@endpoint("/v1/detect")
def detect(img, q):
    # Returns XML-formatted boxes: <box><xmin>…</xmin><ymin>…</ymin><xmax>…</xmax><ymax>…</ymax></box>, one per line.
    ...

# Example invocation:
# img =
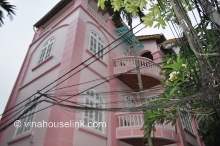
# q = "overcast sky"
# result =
<box><xmin>0</xmin><ymin>0</ymin><xmax>175</xmax><ymax>115</ymax></box>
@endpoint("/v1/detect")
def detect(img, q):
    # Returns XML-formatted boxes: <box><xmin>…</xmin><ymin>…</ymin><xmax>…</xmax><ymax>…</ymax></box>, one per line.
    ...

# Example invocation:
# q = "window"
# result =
<box><xmin>122</xmin><ymin>51</ymin><xmax>129</xmax><ymax>56</ymax></box>
<box><xmin>180</xmin><ymin>114</ymin><xmax>195</xmax><ymax>134</ymax></box>
<box><xmin>125</xmin><ymin>95</ymin><xmax>136</xmax><ymax>107</ymax></box>
<box><xmin>38</xmin><ymin>37</ymin><xmax>55</xmax><ymax>64</ymax></box>
<box><xmin>89</xmin><ymin>31</ymin><xmax>105</xmax><ymax>60</ymax></box>
<box><xmin>88</xmin><ymin>0</ymin><xmax>106</xmax><ymax>20</ymax></box>
<box><xmin>84</xmin><ymin>89</ymin><xmax>104</xmax><ymax>132</ymax></box>
<box><xmin>15</xmin><ymin>94</ymin><xmax>39</xmax><ymax>136</ymax></box>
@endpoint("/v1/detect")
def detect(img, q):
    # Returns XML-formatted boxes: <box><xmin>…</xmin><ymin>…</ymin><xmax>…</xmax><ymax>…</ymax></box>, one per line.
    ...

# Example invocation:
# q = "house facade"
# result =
<box><xmin>0</xmin><ymin>0</ymin><xmax>203</xmax><ymax>146</ymax></box>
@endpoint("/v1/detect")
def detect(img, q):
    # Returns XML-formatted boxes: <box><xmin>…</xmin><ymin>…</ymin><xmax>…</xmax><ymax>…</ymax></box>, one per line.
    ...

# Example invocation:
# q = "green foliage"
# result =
<box><xmin>98</xmin><ymin>0</ymin><xmax>147</xmax><ymax>16</ymax></box>
<box><xmin>141</xmin><ymin>108</ymin><xmax>179</xmax><ymax>138</ymax></box>
<box><xmin>98</xmin><ymin>0</ymin><xmax>194</xmax><ymax>28</ymax></box>
<box><xmin>198</xmin><ymin>114</ymin><xmax>220</xmax><ymax>145</ymax></box>
<box><xmin>142</xmin><ymin>53</ymin><xmax>200</xmax><ymax>138</ymax></box>
<box><xmin>98</xmin><ymin>0</ymin><xmax>219</xmax><ymax>142</ymax></box>
<box><xmin>100</xmin><ymin>0</ymin><xmax>145</xmax><ymax>27</ymax></box>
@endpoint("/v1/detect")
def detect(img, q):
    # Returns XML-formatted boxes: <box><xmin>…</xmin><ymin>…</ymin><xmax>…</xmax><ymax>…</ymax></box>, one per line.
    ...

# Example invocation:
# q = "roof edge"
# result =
<box><xmin>34</xmin><ymin>0</ymin><xmax>72</xmax><ymax>28</ymax></box>
<box><xmin>137</xmin><ymin>34</ymin><xmax>166</xmax><ymax>44</ymax></box>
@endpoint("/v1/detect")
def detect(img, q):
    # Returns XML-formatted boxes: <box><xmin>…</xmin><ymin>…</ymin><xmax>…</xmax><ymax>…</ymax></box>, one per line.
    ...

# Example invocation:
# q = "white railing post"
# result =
<box><xmin>117</xmin><ymin>113</ymin><xmax>176</xmax><ymax>132</ymax></box>
<box><xmin>137</xmin><ymin>115</ymin><xmax>140</xmax><ymax>125</ymax></box>
<box><xmin>122</xmin><ymin>116</ymin><xmax>124</xmax><ymax>127</ymax></box>
<box><xmin>114</xmin><ymin>57</ymin><xmax>162</xmax><ymax>75</ymax></box>
<box><xmin>118</xmin><ymin>116</ymin><xmax>121</xmax><ymax>127</ymax></box>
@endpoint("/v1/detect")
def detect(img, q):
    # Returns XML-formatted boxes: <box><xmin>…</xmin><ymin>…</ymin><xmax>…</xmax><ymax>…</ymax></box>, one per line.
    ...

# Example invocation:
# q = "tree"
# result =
<box><xmin>198</xmin><ymin>113</ymin><xmax>220</xmax><ymax>145</ymax></box>
<box><xmin>98</xmin><ymin>0</ymin><xmax>220</xmax><ymax>144</ymax></box>
<box><xmin>0</xmin><ymin>0</ymin><xmax>16</xmax><ymax>26</ymax></box>
<box><xmin>101</xmin><ymin>1</ymin><xmax>154</xmax><ymax>145</ymax></box>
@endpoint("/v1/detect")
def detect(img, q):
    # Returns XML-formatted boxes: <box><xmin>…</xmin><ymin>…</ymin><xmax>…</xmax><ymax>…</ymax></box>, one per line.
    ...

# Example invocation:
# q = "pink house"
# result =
<box><xmin>0</xmin><ymin>0</ymin><xmax>204</xmax><ymax>146</ymax></box>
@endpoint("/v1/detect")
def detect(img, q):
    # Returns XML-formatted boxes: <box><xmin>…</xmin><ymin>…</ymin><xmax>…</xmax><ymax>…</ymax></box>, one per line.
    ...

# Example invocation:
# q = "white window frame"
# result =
<box><xmin>89</xmin><ymin>31</ymin><xmax>105</xmax><ymax>60</ymax></box>
<box><xmin>14</xmin><ymin>94</ymin><xmax>39</xmax><ymax>137</ymax></box>
<box><xmin>83</xmin><ymin>89</ymin><xmax>105</xmax><ymax>133</ymax></box>
<box><xmin>125</xmin><ymin>95</ymin><xmax>136</xmax><ymax>107</ymax></box>
<box><xmin>38</xmin><ymin>37</ymin><xmax>55</xmax><ymax>64</ymax></box>
<box><xmin>180</xmin><ymin>113</ymin><xmax>195</xmax><ymax>134</ymax></box>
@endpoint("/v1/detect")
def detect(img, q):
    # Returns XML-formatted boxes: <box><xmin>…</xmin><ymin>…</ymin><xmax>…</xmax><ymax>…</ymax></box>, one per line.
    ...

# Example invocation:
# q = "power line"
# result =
<box><xmin>0</xmin><ymin>92</ymin><xmax>203</xmax><ymax>133</ymax></box>
<box><xmin>0</xmin><ymin>62</ymin><xmax>154</xmax><ymax>128</ymax></box>
<box><xmin>0</xmin><ymin>61</ymin><xmax>148</xmax><ymax>131</ymax></box>
<box><xmin>0</xmin><ymin>22</ymin><xmax>142</xmax><ymax>119</ymax></box>
<box><xmin>0</xmin><ymin>30</ymin><xmax>146</xmax><ymax>126</ymax></box>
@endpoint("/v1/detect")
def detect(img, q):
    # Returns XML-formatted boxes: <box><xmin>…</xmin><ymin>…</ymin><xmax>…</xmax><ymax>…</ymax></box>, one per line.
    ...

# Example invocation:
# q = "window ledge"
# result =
<box><xmin>79</xmin><ymin>127</ymin><xmax>107</xmax><ymax>140</ymax></box>
<box><xmin>86</xmin><ymin>50</ymin><xmax>107</xmax><ymax>67</ymax></box>
<box><xmin>32</xmin><ymin>55</ymin><xmax>53</xmax><ymax>71</ymax></box>
<box><xmin>8</xmin><ymin>133</ymin><xmax>32</xmax><ymax>145</ymax></box>
<box><xmin>184</xmin><ymin>128</ymin><xmax>197</xmax><ymax>138</ymax></box>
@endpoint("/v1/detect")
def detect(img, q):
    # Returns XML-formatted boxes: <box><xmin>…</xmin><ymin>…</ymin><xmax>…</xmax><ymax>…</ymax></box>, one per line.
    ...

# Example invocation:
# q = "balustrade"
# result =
<box><xmin>115</xmin><ymin>56</ymin><xmax>162</xmax><ymax>72</ymax></box>
<box><xmin>117</xmin><ymin>113</ymin><xmax>175</xmax><ymax>131</ymax></box>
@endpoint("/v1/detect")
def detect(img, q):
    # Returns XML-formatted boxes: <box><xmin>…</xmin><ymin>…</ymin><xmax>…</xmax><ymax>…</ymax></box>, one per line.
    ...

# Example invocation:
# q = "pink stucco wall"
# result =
<box><xmin>0</xmin><ymin>1</ymin><xmax>203</xmax><ymax>146</ymax></box>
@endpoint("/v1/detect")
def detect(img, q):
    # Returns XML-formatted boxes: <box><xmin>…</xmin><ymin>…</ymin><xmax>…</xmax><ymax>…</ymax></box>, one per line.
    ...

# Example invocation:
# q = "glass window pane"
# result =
<box><xmin>39</xmin><ymin>37</ymin><xmax>55</xmax><ymax>63</ymax></box>
<box><xmin>96</xmin><ymin>93</ymin><xmax>99</xmax><ymax>100</ymax></box>
<box><xmin>99</xmin><ymin>112</ymin><xmax>102</xmax><ymax>122</ymax></box>
<box><xmin>95</xmin><ymin>110</ymin><xmax>98</xmax><ymax>121</ymax></box>
<box><xmin>84</xmin><ymin>118</ymin><xmax>88</xmax><ymax>125</ymax></box>
<box><xmin>90</xmin><ymin>100</ymin><xmax>93</xmax><ymax>107</ymax></box>
<box><xmin>85</xmin><ymin>110</ymin><xmax>88</xmax><ymax>117</ymax></box>
<box><xmin>99</xmin><ymin>125</ymin><xmax>102</xmax><ymax>131</ymax></box>
<box><xmin>86</xmin><ymin>98</ymin><xmax>89</xmax><ymax>105</ymax></box>
<box><xmin>91</xmin><ymin>90</ymin><xmax>94</xmax><ymax>97</ymax></box>
<box><xmin>100</xmin><ymin>97</ymin><xmax>103</xmax><ymax>103</ymax></box>
<box><xmin>89</xmin><ymin>111</ymin><xmax>93</xmax><ymax>118</ymax></box>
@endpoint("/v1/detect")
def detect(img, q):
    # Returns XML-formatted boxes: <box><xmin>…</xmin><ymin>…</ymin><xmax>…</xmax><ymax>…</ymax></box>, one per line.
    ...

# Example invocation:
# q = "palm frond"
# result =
<box><xmin>0</xmin><ymin>0</ymin><xmax>16</xmax><ymax>26</ymax></box>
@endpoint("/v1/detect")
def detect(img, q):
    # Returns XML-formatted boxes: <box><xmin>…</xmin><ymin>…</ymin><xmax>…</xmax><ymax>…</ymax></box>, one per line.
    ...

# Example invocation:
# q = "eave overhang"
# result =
<box><xmin>34</xmin><ymin>0</ymin><xmax>72</xmax><ymax>28</ymax></box>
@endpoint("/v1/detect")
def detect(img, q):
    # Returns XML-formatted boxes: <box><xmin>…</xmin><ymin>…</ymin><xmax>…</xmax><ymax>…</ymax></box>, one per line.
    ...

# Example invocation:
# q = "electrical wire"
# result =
<box><xmin>0</xmin><ymin>60</ymin><xmax>155</xmax><ymax>132</ymax></box>
<box><xmin>0</xmin><ymin>59</ymin><xmax>148</xmax><ymax>129</ymax></box>
<box><xmin>0</xmin><ymin>92</ymin><xmax>203</xmax><ymax>133</ymax></box>
<box><xmin>0</xmin><ymin>22</ymin><xmax>144</xmax><ymax>122</ymax></box>
<box><xmin>0</xmin><ymin>22</ymin><xmax>142</xmax><ymax>119</ymax></box>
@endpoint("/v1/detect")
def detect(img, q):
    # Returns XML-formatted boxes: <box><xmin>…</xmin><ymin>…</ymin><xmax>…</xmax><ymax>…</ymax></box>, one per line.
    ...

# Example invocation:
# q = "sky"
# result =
<box><xmin>0</xmin><ymin>0</ymin><xmax>175</xmax><ymax>115</ymax></box>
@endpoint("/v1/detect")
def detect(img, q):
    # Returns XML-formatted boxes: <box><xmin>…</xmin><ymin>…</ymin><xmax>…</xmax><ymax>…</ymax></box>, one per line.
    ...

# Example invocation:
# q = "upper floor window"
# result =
<box><xmin>88</xmin><ymin>0</ymin><xmax>106</xmax><ymax>20</ymax></box>
<box><xmin>38</xmin><ymin>37</ymin><xmax>55</xmax><ymax>64</ymax></box>
<box><xmin>89</xmin><ymin>31</ymin><xmax>105</xmax><ymax>60</ymax></box>
<box><xmin>180</xmin><ymin>113</ymin><xmax>195</xmax><ymax>134</ymax></box>
<box><xmin>84</xmin><ymin>89</ymin><xmax>105</xmax><ymax>132</ymax></box>
<box><xmin>125</xmin><ymin>95</ymin><xmax>136</xmax><ymax>107</ymax></box>
<box><xmin>15</xmin><ymin>94</ymin><xmax>39</xmax><ymax>136</ymax></box>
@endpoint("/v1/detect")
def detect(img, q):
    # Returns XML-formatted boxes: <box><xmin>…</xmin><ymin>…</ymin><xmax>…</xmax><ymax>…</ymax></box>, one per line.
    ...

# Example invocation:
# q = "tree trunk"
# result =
<box><xmin>170</xmin><ymin>0</ymin><xmax>220</xmax><ymax>119</ymax></box>
<box><xmin>129</xmin><ymin>19</ymin><xmax>153</xmax><ymax>146</ymax></box>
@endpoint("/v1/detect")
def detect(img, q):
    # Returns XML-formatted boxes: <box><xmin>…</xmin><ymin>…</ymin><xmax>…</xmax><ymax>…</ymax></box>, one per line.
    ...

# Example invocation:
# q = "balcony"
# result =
<box><xmin>113</xmin><ymin>56</ymin><xmax>165</xmax><ymax>91</ymax></box>
<box><xmin>116</xmin><ymin>112</ymin><xmax>180</xmax><ymax>146</ymax></box>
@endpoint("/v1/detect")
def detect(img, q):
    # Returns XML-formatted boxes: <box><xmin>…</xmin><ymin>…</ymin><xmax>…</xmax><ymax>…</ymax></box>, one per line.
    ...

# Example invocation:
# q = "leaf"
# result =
<box><xmin>97</xmin><ymin>0</ymin><xmax>106</xmax><ymax>10</ymax></box>
<box><xmin>163</xmin><ymin>64</ymin><xmax>179</xmax><ymax>70</ymax></box>
<box><xmin>170</xmin><ymin>86</ymin><xmax>177</xmax><ymax>96</ymax></box>
<box><xmin>139</xmin><ymin>0</ymin><xmax>147</xmax><ymax>10</ymax></box>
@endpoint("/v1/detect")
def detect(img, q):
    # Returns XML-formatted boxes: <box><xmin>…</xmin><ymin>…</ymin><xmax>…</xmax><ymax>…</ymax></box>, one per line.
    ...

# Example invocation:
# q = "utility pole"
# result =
<box><xmin>198</xmin><ymin>0</ymin><xmax>220</xmax><ymax>26</ymax></box>
<box><xmin>169</xmin><ymin>0</ymin><xmax>220</xmax><ymax>117</ymax></box>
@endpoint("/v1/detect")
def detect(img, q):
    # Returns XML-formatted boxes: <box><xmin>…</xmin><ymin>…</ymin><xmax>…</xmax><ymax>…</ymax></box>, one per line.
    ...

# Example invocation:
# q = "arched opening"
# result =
<box><xmin>141</xmin><ymin>52</ymin><xmax>153</xmax><ymax>60</ymax></box>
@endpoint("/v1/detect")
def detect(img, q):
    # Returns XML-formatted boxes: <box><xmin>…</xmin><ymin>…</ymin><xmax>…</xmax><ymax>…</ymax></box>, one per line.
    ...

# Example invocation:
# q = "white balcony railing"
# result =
<box><xmin>117</xmin><ymin>112</ymin><xmax>175</xmax><ymax>132</ymax></box>
<box><xmin>114</xmin><ymin>56</ymin><xmax>162</xmax><ymax>73</ymax></box>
